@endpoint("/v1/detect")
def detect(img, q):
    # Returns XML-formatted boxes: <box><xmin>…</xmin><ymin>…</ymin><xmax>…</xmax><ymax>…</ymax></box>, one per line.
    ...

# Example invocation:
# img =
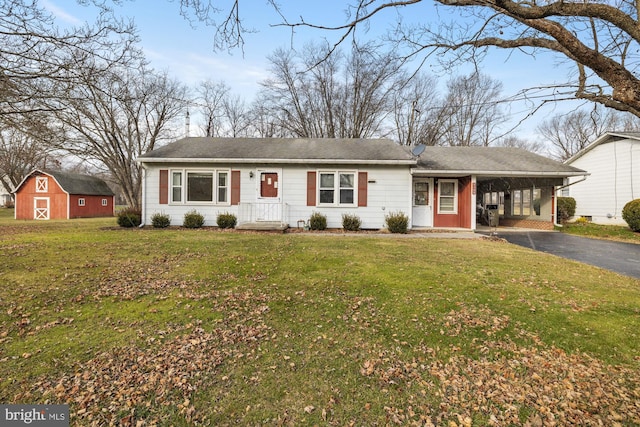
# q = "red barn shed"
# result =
<box><xmin>14</xmin><ymin>170</ymin><xmax>115</xmax><ymax>220</ymax></box>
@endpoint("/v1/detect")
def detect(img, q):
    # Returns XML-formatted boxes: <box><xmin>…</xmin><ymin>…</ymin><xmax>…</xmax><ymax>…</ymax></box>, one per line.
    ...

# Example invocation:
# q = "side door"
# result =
<box><xmin>412</xmin><ymin>178</ymin><xmax>433</xmax><ymax>227</ymax></box>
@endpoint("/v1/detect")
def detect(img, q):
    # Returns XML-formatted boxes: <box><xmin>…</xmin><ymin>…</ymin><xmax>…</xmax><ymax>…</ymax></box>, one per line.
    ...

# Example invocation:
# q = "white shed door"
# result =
<box><xmin>34</xmin><ymin>197</ymin><xmax>50</xmax><ymax>220</ymax></box>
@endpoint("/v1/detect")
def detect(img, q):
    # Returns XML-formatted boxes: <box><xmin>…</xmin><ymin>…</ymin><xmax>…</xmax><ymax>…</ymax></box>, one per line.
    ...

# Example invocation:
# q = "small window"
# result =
<box><xmin>102</xmin><ymin>198</ymin><xmax>108</xmax><ymax>206</ymax></box>
<box><xmin>36</xmin><ymin>177</ymin><xmax>48</xmax><ymax>192</ymax></box>
<box><xmin>171</xmin><ymin>171</ymin><xmax>182</xmax><ymax>202</ymax></box>
<box><xmin>438</xmin><ymin>180</ymin><xmax>457</xmax><ymax>214</ymax></box>
<box><xmin>78</xmin><ymin>198</ymin><xmax>85</xmax><ymax>206</ymax></box>
<box><xmin>217</xmin><ymin>171</ymin><xmax>228</xmax><ymax>203</ymax></box>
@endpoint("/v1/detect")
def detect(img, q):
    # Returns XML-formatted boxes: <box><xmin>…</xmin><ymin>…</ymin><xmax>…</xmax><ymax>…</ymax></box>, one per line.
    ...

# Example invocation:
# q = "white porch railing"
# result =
<box><xmin>238</xmin><ymin>202</ymin><xmax>289</xmax><ymax>225</ymax></box>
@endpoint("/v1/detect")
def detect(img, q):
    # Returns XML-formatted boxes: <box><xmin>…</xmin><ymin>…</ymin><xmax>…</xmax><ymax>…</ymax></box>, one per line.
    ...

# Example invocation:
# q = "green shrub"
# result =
<box><xmin>183</xmin><ymin>210</ymin><xmax>205</xmax><ymax>229</ymax></box>
<box><xmin>622</xmin><ymin>199</ymin><xmax>640</xmax><ymax>232</ymax></box>
<box><xmin>309</xmin><ymin>212</ymin><xmax>327</xmax><ymax>230</ymax></box>
<box><xmin>557</xmin><ymin>197</ymin><xmax>576</xmax><ymax>224</ymax></box>
<box><xmin>216</xmin><ymin>212</ymin><xmax>237</xmax><ymax>229</ymax></box>
<box><xmin>150</xmin><ymin>212</ymin><xmax>171</xmax><ymax>228</ymax></box>
<box><xmin>342</xmin><ymin>213</ymin><xmax>361</xmax><ymax>231</ymax></box>
<box><xmin>117</xmin><ymin>207</ymin><xmax>142</xmax><ymax>228</ymax></box>
<box><xmin>385</xmin><ymin>211</ymin><xmax>409</xmax><ymax>234</ymax></box>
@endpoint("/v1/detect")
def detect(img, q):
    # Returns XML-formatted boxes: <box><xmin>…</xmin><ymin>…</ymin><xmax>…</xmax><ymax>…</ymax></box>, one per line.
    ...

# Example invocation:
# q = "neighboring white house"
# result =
<box><xmin>1</xmin><ymin>179</ymin><xmax>13</xmax><ymax>206</ymax></box>
<box><xmin>137</xmin><ymin>137</ymin><xmax>586</xmax><ymax>231</ymax></box>
<box><xmin>564</xmin><ymin>131</ymin><xmax>640</xmax><ymax>225</ymax></box>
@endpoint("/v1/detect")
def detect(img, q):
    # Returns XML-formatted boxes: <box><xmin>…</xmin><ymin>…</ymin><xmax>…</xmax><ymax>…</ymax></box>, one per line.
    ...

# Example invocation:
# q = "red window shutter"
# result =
<box><xmin>358</xmin><ymin>172</ymin><xmax>368</xmax><ymax>207</ymax></box>
<box><xmin>307</xmin><ymin>171</ymin><xmax>316</xmax><ymax>206</ymax></box>
<box><xmin>159</xmin><ymin>170</ymin><xmax>168</xmax><ymax>204</ymax></box>
<box><xmin>231</xmin><ymin>170</ymin><xmax>241</xmax><ymax>205</ymax></box>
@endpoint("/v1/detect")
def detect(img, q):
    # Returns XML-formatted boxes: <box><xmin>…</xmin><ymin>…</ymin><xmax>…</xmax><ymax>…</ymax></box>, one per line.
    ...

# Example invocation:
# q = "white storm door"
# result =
<box><xmin>34</xmin><ymin>197</ymin><xmax>50</xmax><ymax>220</ymax></box>
<box><xmin>256</xmin><ymin>170</ymin><xmax>282</xmax><ymax>221</ymax></box>
<box><xmin>412</xmin><ymin>179</ymin><xmax>433</xmax><ymax>227</ymax></box>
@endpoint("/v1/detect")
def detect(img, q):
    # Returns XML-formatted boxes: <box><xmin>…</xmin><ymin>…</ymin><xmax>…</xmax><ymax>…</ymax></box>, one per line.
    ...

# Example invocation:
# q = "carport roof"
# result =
<box><xmin>414</xmin><ymin>146</ymin><xmax>586</xmax><ymax>177</ymax></box>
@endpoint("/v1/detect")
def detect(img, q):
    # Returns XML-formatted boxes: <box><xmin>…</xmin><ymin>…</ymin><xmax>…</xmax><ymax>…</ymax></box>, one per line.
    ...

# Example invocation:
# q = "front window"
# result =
<box><xmin>170</xmin><ymin>169</ymin><xmax>230</xmax><ymax>205</ymax></box>
<box><xmin>438</xmin><ymin>180</ymin><xmax>457</xmax><ymax>214</ymax></box>
<box><xmin>318</xmin><ymin>171</ymin><xmax>356</xmax><ymax>206</ymax></box>
<box><xmin>102</xmin><ymin>199</ymin><xmax>108</xmax><ymax>206</ymax></box>
<box><xmin>339</xmin><ymin>173</ymin><xmax>354</xmax><ymax>204</ymax></box>
<box><xmin>78</xmin><ymin>198</ymin><xmax>85</xmax><ymax>206</ymax></box>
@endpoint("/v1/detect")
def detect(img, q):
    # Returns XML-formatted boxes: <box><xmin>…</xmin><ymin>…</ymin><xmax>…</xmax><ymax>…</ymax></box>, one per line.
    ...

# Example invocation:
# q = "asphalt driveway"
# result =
<box><xmin>479</xmin><ymin>230</ymin><xmax>640</xmax><ymax>279</ymax></box>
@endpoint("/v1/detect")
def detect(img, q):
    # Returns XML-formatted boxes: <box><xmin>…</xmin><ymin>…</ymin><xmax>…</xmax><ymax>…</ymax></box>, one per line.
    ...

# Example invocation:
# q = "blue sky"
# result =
<box><xmin>43</xmin><ymin>0</ymin><xmax>581</xmax><ymax>141</ymax></box>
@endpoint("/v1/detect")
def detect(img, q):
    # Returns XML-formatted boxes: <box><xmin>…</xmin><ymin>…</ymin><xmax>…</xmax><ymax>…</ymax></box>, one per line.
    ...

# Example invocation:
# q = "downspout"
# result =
<box><xmin>139</xmin><ymin>165</ymin><xmax>146</xmax><ymax>228</ymax></box>
<box><xmin>553</xmin><ymin>174</ymin><xmax>590</xmax><ymax>227</ymax></box>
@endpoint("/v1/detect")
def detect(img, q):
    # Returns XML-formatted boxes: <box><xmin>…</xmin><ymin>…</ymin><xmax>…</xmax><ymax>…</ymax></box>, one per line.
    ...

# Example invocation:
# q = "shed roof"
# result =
<box><xmin>14</xmin><ymin>170</ymin><xmax>114</xmax><ymax>196</ymax></box>
<box><xmin>415</xmin><ymin>146</ymin><xmax>586</xmax><ymax>177</ymax></box>
<box><xmin>137</xmin><ymin>137</ymin><xmax>416</xmax><ymax>165</ymax></box>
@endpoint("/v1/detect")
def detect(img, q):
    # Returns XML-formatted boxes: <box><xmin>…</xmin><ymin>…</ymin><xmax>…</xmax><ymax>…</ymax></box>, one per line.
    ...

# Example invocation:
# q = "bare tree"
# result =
<box><xmin>440</xmin><ymin>73</ymin><xmax>506</xmax><ymax>146</ymax></box>
<box><xmin>222</xmin><ymin>94</ymin><xmax>251</xmax><ymax>137</ymax></box>
<box><xmin>538</xmin><ymin>104</ymin><xmax>640</xmax><ymax>160</ymax></box>
<box><xmin>177</xmin><ymin>0</ymin><xmax>640</xmax><ymax>120</ymax></box>
<box><xmin>195</xmin><ymin>80</ymin><xmax>230</xmax><ymax>137</ymax></box>
<box><xmin>392</xmin><ymin>72</ymin><xmax>447</xmax><ymax>146</ymax></box>
<box><xmin>494</xmin><ymin>135</ymin><xmax>546</xmax><ymax>154</ymax></box>
<box><xmin>49</xmin><ymin>64</ymin><xmax>189</xmax><ymax>208</ymax></box>
<box><xmin>0</xmin><ymin>0</ymin><xmax>137</xmax><ymax>119</ymax></box>
<box><xmin>258</xmin><ymin>42</ymin><xmax>400</xmax><ymax>138</ymax></box>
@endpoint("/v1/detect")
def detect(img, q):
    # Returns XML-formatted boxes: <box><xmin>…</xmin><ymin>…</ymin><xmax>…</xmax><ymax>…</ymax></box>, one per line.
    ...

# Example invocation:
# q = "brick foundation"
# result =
<box><xmin>498</xmin><ymin>218</ymin><xmax>555</xmax><ymax>230</ymax></box>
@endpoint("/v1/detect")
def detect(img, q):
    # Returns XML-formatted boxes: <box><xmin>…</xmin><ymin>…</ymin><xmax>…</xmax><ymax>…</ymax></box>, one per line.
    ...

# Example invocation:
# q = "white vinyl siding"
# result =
<box><xmin>567</xmin><ymin>139</ymin><xmax>640</xmax><ymax>225</ymax></box>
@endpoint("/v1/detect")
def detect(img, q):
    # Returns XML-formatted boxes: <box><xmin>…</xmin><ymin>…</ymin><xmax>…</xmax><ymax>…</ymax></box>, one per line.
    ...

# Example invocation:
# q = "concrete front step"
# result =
<box><xmin>236</xmin><ymin>222</ymin><xmax>289</xmax><ymax>231</ymax></box>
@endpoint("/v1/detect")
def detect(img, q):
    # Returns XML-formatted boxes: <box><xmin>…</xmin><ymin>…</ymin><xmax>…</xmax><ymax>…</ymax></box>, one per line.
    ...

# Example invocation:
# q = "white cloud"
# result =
<box><xmin>41</xmin><ymin>0</ymin><xmax>83</xmax><ymax>25</ymax></box>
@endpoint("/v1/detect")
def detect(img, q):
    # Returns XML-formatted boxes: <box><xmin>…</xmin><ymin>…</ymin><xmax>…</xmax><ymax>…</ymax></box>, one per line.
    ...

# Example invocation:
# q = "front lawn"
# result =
<box><xmin>1</xmin><ymin>209</ymin><xmax>639</xmax><ymax>425</ymax></box>
<box><xmin>560</xmin><ymin>221</ymin><xmax>640</xmax><ymax>243</ymax></box>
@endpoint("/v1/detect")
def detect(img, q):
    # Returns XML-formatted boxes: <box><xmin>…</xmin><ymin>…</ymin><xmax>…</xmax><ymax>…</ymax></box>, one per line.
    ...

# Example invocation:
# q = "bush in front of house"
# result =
<box><xmin>385</xmin><ymin>211</ymin><xmax>409</xmax><ymax>234</ymax></box>
<box><xmin>557</xmin><ymin>197</ymin><xmax>576</xmax><ymax>224</ymax></box>
<box><xmin>622</xmin><ymin>199</ymin><xmax>640</xmax><ymax>232</ymax></box>
<box><xmin>217</xmin><ymin>212</ymin><xmax>237</xmax><ymax>229</ymax></box>
<box><xmin>342</xmin><ymin>213</ymin><xmax>361</xmax><ymax>231</ymax></box>
<box><xmin>183</xmin><ymin>210</ymin><xmax>205</xmax><ymax>229</ymax></box>
<box><xmin>117</xmin><ymin>207</ymin><xmax>142</xmax><ymax>228</ymax></box>
<box><xmin>309</xmin><ymin>212</ymin><xmax>327</xmax><ymax>230</ymax></box>
<box><xmin>151</xmin><ymin>212</ymin><xmax>171</xmax><ymax>228</ymax></box>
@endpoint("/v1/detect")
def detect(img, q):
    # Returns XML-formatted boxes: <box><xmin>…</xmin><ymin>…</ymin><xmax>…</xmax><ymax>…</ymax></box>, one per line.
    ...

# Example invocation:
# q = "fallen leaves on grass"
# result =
<box><xmin>361</xmin><ymin>308</ymin><xmax>640</xmax><ymax>426</ymax></box>
<box><xmin>12</xmin><ymin>290</ymin><xmax>272</xmax><ymax>426</ymax></box>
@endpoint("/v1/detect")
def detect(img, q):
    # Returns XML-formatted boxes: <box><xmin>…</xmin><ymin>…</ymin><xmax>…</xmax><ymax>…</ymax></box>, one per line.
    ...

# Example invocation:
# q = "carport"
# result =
<box><xmin>412</xmin><ymin>146</ymin><xmax>587</xmax><ymax>230</ymax></box>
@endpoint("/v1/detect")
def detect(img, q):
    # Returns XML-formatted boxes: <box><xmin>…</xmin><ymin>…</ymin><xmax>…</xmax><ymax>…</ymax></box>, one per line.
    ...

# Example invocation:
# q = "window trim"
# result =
<box><xmin>317</xmin><ymin>170</ymin><xmax>357</xmax><ymax>207</ymax></box>
<box><xmin>437</xmin><ymin>179</ymin><xmax>458</xmax><ymax>214</ymax></box>
<box><xmin>169</xmin><ymin>168</ymin><xmax>231</xmax><ymax>205</ymax></box>
<box><xmin>102</xmin><ymin>198</ymin><xmax>108</xmax><ymax>206</ymax></box>
<box><xmin>78</xmin><ymin>198</ymin><xmax>85</xmax><ymax>206</ymax></box>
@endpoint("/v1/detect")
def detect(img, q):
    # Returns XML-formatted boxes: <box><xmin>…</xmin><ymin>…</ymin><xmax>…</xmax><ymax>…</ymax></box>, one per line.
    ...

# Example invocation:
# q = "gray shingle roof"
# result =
<box><xmin>416</xmin><ymin>146</ymin><xmax>586</xmax><ymax>177</ymax></box>
<box><xmin>44</xmin><ymin>170</ymin><xmax>114</xmax><ymax>196</ymax></box>
<box><xmin>137</xmin><ymin>137</ymin><xmax>415</xmax><ymax>164</ymax></box>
